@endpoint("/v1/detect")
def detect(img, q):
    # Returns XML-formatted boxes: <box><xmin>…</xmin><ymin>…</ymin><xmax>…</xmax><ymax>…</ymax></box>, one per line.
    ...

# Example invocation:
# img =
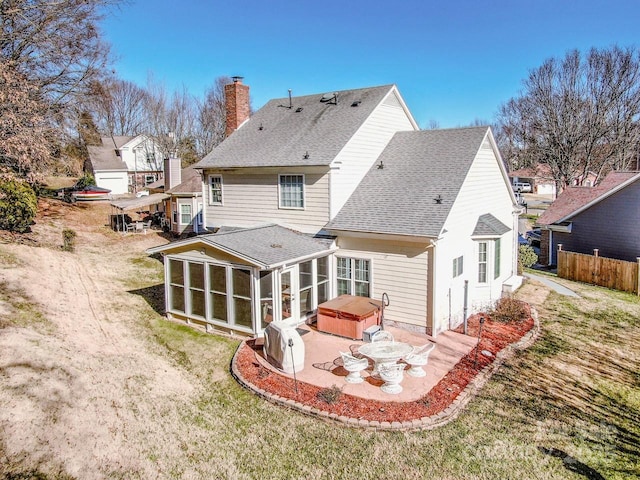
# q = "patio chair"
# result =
<box><xmin>339</xmin><ymin>351</ymin><xmax>369</xmax><ymax>384</ymax></box>
<box><xmin>403</xmin><ymin>342</ymin><xmax>436</xmax><ymax>378</ymax></box>
<box><xmin>142</xmin><ymin>220</ymin><xmax>152</xmax><ymax>234</ymax></box>
<box><xmin>378</xmin><ymin>362</ymin><xmax>405</xmax><ymax>394</ymax></box>
<box><xmin>126</xmin><ymin>223</ymin><xmax>136</xmax><ymax>233</ymax></box>
<box><xmin>371</xmin><ymin>330</ymin><xmax>394</xmax><ymax>343</ymax></box>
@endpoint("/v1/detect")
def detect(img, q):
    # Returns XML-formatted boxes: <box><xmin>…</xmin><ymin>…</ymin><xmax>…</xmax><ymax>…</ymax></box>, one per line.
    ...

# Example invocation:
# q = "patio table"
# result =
<box><xmin>358</xmin><ymin>341</ymin><xmax>413</xmax><ymax>374</ymax></box>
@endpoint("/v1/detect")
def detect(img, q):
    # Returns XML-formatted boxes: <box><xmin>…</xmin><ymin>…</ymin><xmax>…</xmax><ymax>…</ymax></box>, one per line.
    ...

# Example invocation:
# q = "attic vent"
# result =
<box><xmin>115</xmin><ymin>150</ymin><xmax>121</xmax><ymax>157</ymax></box>
<box><xmin>351</xmin><ymin>100</ymin><xmax>361</xmax><ymax>107</ymax></box>
<box><xmin>320</xmin><ymin>92</ymin><xmax>338</xmax><ymax>104</ymax></box>
<box><xmin>295</xmin><ymin>107</ymin><xmax>303</xmax><ymax>112</ymax></box>
<box><xmin>434</xmin><ymin>194</ymin><xmax>443</xmax><ymax>204</ymax></box>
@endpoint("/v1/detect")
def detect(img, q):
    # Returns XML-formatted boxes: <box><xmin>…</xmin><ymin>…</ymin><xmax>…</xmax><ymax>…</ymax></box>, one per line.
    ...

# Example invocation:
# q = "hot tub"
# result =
<box><xmin>316</xmin><ymin>295</ymin><xmax>382</xmax><ymax>340</ymax></box>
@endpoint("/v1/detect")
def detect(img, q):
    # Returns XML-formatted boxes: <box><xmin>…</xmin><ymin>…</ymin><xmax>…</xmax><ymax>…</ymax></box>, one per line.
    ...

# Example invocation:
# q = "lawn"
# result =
<box><xmin>0</xmin><ymin>219</ymin><xmax>638</xmax><ymax>479</ymax></box>
<box><xmin>125</xmin><ymin>259</ymin><xmax>639</xmax><ymax>479</ymax></box>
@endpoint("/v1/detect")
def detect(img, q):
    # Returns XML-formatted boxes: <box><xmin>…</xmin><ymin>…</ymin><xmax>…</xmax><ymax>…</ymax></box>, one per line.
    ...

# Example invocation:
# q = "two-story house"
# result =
<box><xmin>148</xmin><ymin>79</ymin><xmax>522</xmax><ymax>338</ymax></box>
<box><xmin>88</xmin><ymin>135</ymin><xmax>164</xmax><ymax>194</ymax></box>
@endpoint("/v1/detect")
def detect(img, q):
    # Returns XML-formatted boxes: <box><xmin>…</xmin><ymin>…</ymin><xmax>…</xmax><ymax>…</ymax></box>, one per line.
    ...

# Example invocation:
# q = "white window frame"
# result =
<box><xmin>478</xmin><ymin>242</ymin><xmax>488</xmax><ymax>284</ymax></box>
<box><xmin>180</xmin><ymin>204</ymin><xmax>192</xmax><ymax>225</ymax></box>
<box><xmin>336</xmin><ymin>256</ymin><xmax>371</xmax><ymax>297</ymax></box>
<box><xmin>208</xmin><ymin>174</ymin><xmax>223</xmax><ymax>205</ymax></box>
<box><xmin>278</xmin><ymin>174</ymin><xmax>305</xmax><ymax>209</ymax></box>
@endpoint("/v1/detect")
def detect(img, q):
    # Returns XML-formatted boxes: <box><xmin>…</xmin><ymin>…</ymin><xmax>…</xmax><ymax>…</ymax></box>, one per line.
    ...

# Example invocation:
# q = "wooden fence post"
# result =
<box><xmin>637</xmin><ymin>258</ymin><xmax>640</xmax><ymax>296</ymax></box>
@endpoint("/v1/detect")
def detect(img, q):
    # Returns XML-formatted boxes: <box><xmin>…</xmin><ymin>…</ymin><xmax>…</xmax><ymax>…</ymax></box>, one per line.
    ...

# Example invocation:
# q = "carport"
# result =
<box><xmin>110</xmin><ymin>194</ymin><xmax>169</xmax><ymax>232</ymax></box>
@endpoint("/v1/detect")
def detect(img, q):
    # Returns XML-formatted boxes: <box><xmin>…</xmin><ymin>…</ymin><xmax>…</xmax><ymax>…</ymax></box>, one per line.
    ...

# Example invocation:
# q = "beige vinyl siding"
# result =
<box><xmin>336</xmin><ymin>236</ymin><xmax>430</xmax><ymax>329</ymax></box>
<box><xmin>203</xmin><ymin>168</ymin><xmax>330</xmax><ymax>234</ymax></box>
<box><xmin>435</xmin><ymin>136</ymin><xmax>516</xmax><ymax>329</ymax></box>
<box><xmin>329</xmin><ymin>91</ymin><xmax>417</xmax><ymax>218</ymax></box>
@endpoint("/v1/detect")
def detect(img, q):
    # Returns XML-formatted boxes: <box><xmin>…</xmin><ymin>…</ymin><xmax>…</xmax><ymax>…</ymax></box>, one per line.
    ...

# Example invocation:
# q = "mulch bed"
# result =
<box><xmin>234</xmin><ymin>309</ymin><xmax>534</xmax><ymax>423</ymax></box>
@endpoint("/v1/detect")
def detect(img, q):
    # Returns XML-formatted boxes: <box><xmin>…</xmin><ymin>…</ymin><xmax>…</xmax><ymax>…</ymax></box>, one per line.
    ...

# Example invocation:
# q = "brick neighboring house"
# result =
<box><xmin>536</xmin><ymin>171</ymin><xmax>640</xmax><ymax>265</ymax></box>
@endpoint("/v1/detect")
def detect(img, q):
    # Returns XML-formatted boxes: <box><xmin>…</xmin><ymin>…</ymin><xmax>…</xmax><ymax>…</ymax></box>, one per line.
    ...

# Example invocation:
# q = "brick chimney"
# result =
<box><xmin>225</xmin><ymin>76</ymin><xmax>250</xmax><ymax>138</ymax></box>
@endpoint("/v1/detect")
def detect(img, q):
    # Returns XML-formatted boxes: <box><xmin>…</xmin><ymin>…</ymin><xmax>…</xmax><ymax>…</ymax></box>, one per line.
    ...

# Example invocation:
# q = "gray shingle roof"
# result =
<box><xmin>148</xmin><ymin>225</ymin><xmax>334</xmax><ymax>268</ymax></box>
<box><xmin>472</xmin><ymin>213</ymin><xmax>510</xmax><ymax>236</ymax></box>
<box><xmin>325</xmin><ymin>127</ymin><xmax>490</xmax><ymax>237</ymax></box>
<box><xmin>195</xmin><ymin>85</ymin><xmax>396</xmax><ymax>168</ymax></box>
<box><xmin>166</xmin><ymin>166</ymin><xmax>202</xmax><ymax>194</ymax></box>
<box><xmin>87</xmin><ymin>138</ymin><xmax>128</xmax><ymax>171</ymax></box>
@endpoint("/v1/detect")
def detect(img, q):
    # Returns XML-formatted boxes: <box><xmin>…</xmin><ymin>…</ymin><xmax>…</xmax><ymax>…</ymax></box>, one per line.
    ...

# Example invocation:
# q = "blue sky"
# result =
<box><xmin>101</xmin><ymin>0</ymin><xmax>639</xmax><ymax>129</ymax></box>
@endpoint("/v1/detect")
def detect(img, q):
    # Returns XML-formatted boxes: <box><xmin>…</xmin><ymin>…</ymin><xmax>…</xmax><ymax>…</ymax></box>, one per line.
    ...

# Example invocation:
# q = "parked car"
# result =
<box><xmin>525</xmin><ymin>228</ymin><xmax>541</xmax><ymax>246</ymax></box>
<box><xmin>513</xmin><ymin>181</ymin><xmax>532</xmax><ymax>193</ymax></box>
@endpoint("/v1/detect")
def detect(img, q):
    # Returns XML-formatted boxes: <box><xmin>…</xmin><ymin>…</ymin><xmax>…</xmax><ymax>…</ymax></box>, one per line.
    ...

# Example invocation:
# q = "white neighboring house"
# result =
<box><xmin>87</xmin><ymin>135</ymin><xmax>164</xmax><ymax>195</ymax></box>
<box><xmin>147</xmin><ymin>81</ymin><xmax>522</xmax><ymax>338</ymax></box>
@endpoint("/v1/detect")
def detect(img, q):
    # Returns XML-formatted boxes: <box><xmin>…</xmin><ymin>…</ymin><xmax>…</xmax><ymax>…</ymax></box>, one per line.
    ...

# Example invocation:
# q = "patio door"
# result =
<box><xmin>280</xmin><ymin>267</ymin><xmax>299</xmax><ymax>325</ymax></box>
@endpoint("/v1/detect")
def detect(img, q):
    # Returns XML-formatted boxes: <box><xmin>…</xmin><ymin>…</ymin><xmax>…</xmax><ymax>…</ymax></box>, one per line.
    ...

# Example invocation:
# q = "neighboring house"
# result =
<box><xmin>509</xmin><ymin>164</ymin><xmax>598</xmax><ymax>197</ymax></box>
<box><xmin>148</xmin><ymin>79</ymin><xmax>522</xmax><ymax>338</ymax></box>
<box><xmin>145</xmin><ymin>159</ymin><xmax>205</xmax><ymax>235</ymax></box>
<box><xmin>536</xmin><ymin>171</ymin><xmax>640</xmax><ymax>265</ymax></box>
<box><xmin>509</xmin><ymin>164</ymin><xmax>557</xmax><ymax>196</ymax></box>
<box><xmin>87</xmin><ymin>135</ymin><xmax>164</xmax><ymax>194</ymax></box>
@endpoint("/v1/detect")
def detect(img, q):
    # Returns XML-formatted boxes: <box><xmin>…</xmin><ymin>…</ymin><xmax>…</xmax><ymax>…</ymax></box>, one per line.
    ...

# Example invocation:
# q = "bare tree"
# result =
<box><xmin>143</xmin><ymin>80</ymin><xmax>198</xmax><ymax>163</ymax></box>
<box><xmin>496</xmin><ymin>46</ymin><xmax>640</xmax><ymax>190</ymax></box>
<box><xmin>90</xmin><ymin>78</ymin><xmax>149</xmax><ymax>136</ymax></box>
<box><xmin>0</xmin><ymin>62</ymin><xmax>52</xmax><ymax>180</ymax></box>
<box><xmin>194</xmin><ymin>76</ymin><xmax>231</xmax><ymax>158</ymax></box>
<box><xmin>0</xmin><ymin>0</ymin><xmax>116</xmax><ymax>107</ymax></box>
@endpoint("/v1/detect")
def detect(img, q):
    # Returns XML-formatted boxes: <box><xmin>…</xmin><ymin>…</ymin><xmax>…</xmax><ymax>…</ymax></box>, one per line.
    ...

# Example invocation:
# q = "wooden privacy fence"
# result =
<box><xmin>557</xmin><ymin>247</ymin><xmax>640</xmax><ymax>295</ymax></box>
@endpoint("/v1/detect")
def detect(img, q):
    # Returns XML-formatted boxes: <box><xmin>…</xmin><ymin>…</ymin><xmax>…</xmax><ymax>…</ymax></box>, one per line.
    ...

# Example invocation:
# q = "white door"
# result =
<box><xmin>280</xmin><ymin>267</ymin><xmax>299</xmax><ymax>325</ymax></box>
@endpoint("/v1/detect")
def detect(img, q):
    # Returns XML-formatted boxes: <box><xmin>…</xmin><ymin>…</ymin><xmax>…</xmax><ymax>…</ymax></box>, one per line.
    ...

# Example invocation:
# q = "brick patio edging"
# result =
<box><xmin>230</xmin><ymin>308</ymin><xmax>540</xmax><ymax>431</ymax></box>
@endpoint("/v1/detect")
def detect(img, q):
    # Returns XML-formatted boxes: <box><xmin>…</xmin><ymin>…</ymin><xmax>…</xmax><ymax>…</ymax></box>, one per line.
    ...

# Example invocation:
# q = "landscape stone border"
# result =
<box><xmin>230</xmin><ymin>307</ymin><xmax>541</xmax><ymax>431</ymax></box>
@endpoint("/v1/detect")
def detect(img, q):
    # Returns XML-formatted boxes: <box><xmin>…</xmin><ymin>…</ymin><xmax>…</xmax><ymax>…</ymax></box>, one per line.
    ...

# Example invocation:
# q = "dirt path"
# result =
<box><xmin>0</xmin><ymin>201</ymin><xmax>196</xmax><ymax>479</ymax></box>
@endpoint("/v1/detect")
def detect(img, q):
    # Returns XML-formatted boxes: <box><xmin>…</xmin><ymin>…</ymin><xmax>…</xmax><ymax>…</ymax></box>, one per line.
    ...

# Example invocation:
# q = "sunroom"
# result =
<box><xmin>146</xmin><ymin>224</ymin><xmax>336</xmax><ymax>336</ymax></box>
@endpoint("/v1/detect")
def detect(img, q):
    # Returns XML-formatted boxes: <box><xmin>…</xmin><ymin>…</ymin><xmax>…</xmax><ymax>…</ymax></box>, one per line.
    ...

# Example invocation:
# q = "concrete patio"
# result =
<box><xmin>254</xmin><ymin>324</ymin><xmax>478</xmax><ymax>402</ymax></box>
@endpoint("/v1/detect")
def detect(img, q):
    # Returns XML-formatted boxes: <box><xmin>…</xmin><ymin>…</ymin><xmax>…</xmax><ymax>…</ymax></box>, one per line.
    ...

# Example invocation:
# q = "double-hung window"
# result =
<box><xmin>279</xmin><ymin>174</ymin><xmax>304</xmax><ymax>209</ymax></box>
<box><xmin>478</xmin><ymin>242</ymin><xmax>488</xmax><ymax>283</ymax></box>
<box><xmin>208</xmin><ymin>175</ymin><xmax>223</xmax><ymax>205</ymax></box>
<box><xmin>337</xmin><ymin>257</ymin><xmax>370</xmax><ymax>297</ymax></box>
<box><xmin>180</xmin><ymin>204</ymin><xmax>192</xmax><ymax>225</ymax></box>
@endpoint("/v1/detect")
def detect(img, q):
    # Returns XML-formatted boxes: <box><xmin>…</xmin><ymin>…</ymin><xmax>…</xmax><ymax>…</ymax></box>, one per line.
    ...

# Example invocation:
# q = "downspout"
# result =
<box><xmin>427</xmin><ymin>238</ymin><xmax>437</xmax><ymax>337</ymax></box>
<box><xmin>513</xmin><ymin>208</ymin><xmax>521</xmax><ymax>276</ymax></box>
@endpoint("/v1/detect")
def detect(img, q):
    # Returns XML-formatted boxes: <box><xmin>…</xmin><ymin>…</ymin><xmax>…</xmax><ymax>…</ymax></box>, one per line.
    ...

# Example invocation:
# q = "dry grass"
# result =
<box><xmin>0</xmin><ymin>201</ymin><xmax>638</xmax><ymax>479</ymax></box>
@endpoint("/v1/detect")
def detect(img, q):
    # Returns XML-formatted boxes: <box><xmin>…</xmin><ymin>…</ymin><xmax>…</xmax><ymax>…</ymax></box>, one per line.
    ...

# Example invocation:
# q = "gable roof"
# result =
<box><xmin>472</xmin><ymin>213</ymin><xmax>511</xmax><ymax>236</ymax></box>
<box><xmin>195</xmin><ymin>85</ymin><xmax>416</xmax><ymax>169</ymax></box>
<box><xmin>147</xmin><ymin>224</ymin><xmax>334</xmax><ymax>269</ymax></box>
<box><xmin>325</xmin><ymin>126</ymin><xmax>491</xmax><ymax>238</ymax></box>
<box><xmin>87</xmin><ymin>137</ymin><xmax>129</xmax><ymax>171</ymax></box>
<box><xmin>537</xmin><ymin>171</ymin><xmax>640</xmax><ymax>225</ymax></box>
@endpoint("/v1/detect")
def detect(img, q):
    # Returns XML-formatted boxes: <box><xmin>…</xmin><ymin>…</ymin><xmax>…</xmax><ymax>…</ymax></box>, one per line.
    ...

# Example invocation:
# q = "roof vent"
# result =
<box><xmin>434</xmin><ymin>194</ymin><xmax>443</xmax><ymax>204</ymax></box>
<box><xmin>351</xmin><ymin>100</ymin><xmax>361</xmax><ymax>107</ymax></box>
<box><xmin>303</xmin><ymin>151</ymin><xmax>310</xmax><ymax>159</ymax></box>
<box><xmin>295</xmin><ymin>107</ymin><xmax>303</xmax><ymax>112</ymax></box>
<box><xmin>258</xmin><ymin>123</ymin><xmax>264</xmax><ymax>130</ymax></box>
<box><xmin>320</xmin><ymin>92</ymin><xmax>338</xmax><ymax>104</ymax></box>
